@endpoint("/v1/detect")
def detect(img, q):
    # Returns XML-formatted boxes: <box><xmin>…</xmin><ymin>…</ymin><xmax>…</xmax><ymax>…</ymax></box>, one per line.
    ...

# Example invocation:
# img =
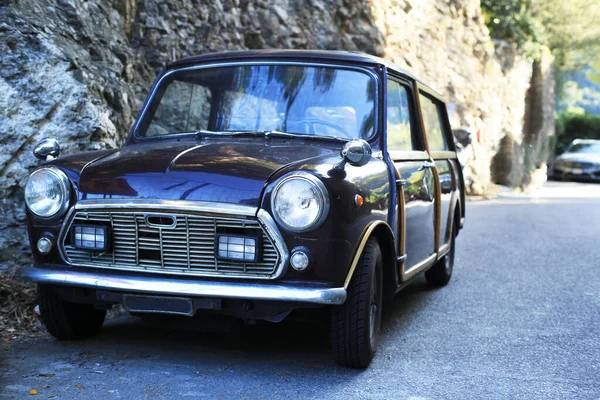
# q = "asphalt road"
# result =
<box><xmin>1</xmin><ymin>181</ymin><xmax>599</xmax><ymax>399</ymax></box>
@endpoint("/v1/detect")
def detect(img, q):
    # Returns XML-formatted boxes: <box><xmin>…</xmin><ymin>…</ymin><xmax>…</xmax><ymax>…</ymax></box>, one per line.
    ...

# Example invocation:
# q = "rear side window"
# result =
<box><xmin>387</xmin><ymin>80</ymin><xmax>413</xmax><ymax>151</ymax></box>
<box><xmin>419</xmin><ymin>93</ymin><xmax>448</xmax><ymax>151</ymax></box>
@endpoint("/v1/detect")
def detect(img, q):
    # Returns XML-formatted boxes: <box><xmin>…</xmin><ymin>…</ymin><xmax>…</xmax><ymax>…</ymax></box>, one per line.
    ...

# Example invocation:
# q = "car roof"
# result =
<box><xmin>166</xmin><ymin>49</ymin><xmax>443</xmax><ymax>98</ymax></box>
<box><xmin>572</xmin><ymin>139</ymin><xmax>600</xmax><ymax>144</ymax></box>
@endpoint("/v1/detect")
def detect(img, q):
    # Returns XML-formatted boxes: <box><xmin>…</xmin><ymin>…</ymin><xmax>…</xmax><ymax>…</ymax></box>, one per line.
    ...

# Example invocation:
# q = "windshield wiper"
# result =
<box><xmin>194</xmin><ymin>129</ymin><xmax>349</xmax><ymax>143</ymax></box>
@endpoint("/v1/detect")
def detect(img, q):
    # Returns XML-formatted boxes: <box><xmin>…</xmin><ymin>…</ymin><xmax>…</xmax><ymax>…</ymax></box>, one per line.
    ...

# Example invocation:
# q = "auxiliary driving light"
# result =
<box><xmin>290</xmin><ymin>249</ymin><xmax>310</xmax><ymax>271</ymax></box>
<box><xmin>72</xmin><ymin>225</ymin><xmax>108</xmax><ymax>251</ymax></box>
<box><xmin>216</xmin><ymin>235</ymin><xmax>258</xmax><ymax>262</ymax></box>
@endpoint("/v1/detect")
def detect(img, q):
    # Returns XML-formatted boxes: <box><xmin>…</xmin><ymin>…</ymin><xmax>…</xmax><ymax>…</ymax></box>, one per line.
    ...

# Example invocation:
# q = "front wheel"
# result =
<box><xmin>331</xmin><ymin>238</ymin><xmax>383</xmax><ymax>368</ymax></box>
<box><xmin>38</xmin><ymin>286</ymin><xmax>106</xmax><ymax>340</ymax></box>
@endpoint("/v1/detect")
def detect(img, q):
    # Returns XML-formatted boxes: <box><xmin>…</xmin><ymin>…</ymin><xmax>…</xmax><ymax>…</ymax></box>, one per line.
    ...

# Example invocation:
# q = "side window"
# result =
<box><xmin>386</xmin><ymin>80</ymin><xmax>414</xmax><ymax>151</ymax></box>
<box><xmin>419</xmin><ymin>93</ymin><xmax>448</xmax><ymax>151</ymax></box>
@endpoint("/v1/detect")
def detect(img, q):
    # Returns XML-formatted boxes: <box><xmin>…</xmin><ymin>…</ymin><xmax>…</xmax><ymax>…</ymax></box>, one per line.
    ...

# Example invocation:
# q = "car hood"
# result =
<box><xmin>557</xmin><ymin>153</ymin><xmax>600</xmax><ymax>164</ymax></box>
<box><xmin>78</xmin><ymin>139</ymin><xmax>341</xmax><ymax>207</ymax></box>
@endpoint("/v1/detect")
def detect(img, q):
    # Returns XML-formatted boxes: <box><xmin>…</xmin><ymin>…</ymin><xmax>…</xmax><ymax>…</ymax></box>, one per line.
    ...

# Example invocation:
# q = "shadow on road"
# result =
<box><xmin>62</xmin><ymin>277</ymin><xmax>438</xmax><ymax>370</ymax></box>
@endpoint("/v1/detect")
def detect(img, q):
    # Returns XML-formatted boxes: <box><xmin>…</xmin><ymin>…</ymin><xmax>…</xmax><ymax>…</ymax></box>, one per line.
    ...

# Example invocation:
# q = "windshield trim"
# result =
<box><xmin>130</xmin><ymin>61</ymin><xmax>381</xmax><ymax>143</ymax></box>
<box><xmin>567</xmin><ymin>142</ymin><xmax>600</xmax><ymax>154</ymax></box>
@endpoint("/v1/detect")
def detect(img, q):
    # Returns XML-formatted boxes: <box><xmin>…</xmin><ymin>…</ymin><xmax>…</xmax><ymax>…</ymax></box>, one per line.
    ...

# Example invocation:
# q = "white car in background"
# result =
<box><xmin>551</xmin><ymin>139</ymin><xmax>600</xmax><ymax>182</ymax></box>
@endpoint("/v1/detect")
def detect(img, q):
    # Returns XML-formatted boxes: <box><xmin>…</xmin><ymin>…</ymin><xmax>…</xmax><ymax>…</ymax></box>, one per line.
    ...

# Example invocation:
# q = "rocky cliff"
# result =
<box><xmin>0</xmin><ymin>0</ymin><xmax>553</xmax><ymax>269</ymax></box>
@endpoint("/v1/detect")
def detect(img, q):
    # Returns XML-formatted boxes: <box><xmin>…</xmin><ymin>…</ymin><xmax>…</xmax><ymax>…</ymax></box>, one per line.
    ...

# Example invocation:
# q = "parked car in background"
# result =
<box><xmin>550</xmin><ymin>139</ymin><xmax>600</xmax><ymax>182</ymax></box>
<box><xmin>22</xmin><ymin>50</ymin><xmax>465</xmax><ymax>368</ymax></box>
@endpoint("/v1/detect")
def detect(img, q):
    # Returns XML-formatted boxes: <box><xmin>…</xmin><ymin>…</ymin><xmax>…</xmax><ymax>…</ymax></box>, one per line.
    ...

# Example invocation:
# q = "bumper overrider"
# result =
<box><xmin>23</xmin><ymin>199</ymin><xmax>347</xmax><ymax>306</ymax></box>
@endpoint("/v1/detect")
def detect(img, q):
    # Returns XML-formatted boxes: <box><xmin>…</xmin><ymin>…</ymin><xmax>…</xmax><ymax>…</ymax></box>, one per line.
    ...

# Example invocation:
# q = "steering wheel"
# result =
<box><xmin>294</xmin><ymin>119</ymin><xmax>354</xmax><ymax>139</ymax></box>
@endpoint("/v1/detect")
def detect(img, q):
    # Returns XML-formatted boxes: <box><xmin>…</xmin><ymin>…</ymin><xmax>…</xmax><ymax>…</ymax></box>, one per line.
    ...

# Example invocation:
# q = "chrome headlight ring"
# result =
<box><xmin>270</xmin><ymin>171</ymin><xmax>330</xmax><ymax>233</ymax></box>
<box><xmin>24</xmin><ymin>167</ymin><xmax>71</xmax><ymax>219</ymax></box>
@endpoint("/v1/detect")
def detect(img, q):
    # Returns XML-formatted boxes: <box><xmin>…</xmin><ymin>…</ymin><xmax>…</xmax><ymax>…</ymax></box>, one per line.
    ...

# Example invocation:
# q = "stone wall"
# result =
<box><xmin>0</xmin><ymin>0</ymin><xmax>551</xmax><ymax>270</ymax></box>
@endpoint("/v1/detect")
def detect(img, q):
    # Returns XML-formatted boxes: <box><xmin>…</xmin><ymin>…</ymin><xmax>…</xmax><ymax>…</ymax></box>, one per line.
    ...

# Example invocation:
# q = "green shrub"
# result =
<box><xmin>554</xmin><ymin>112</ymin><xmax>600</xmax><ymax>154</ymax></box>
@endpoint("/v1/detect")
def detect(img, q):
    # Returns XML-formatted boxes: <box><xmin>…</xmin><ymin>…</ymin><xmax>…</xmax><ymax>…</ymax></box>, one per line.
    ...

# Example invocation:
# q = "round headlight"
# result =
<box><xmin>271</xmin><ymin>172</ymin><xmax>329</xmax><ymax>232</ymax></box>
<box><xmin>25</xmin><ymin>167</ymin><xmax>71</xmax><ymax>218</ymax></box>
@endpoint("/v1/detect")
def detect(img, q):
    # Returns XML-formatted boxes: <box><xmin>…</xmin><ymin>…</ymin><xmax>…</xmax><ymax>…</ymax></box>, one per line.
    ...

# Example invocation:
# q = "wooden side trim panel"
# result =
<box><xmin>430</xmin><ymin>151</ymin><xmax>458</xmax><ymax>160</ymax></box>
<box><xmin>388</xmin><ymin>150</ymin><xmax>430</xmax><ymax>161</ymax></box>
<box><xmin>401</xmin><ymin>252</ymin><xmax>437</xmax><ymax>281</ymax></box>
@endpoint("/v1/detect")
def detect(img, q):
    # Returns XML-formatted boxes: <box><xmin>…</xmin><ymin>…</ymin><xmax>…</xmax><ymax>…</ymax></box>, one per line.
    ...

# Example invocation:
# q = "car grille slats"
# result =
<box><xmin>62</xmin><ymin>210</ymin><xmax>280</xmax><ymax>278</ymax></box>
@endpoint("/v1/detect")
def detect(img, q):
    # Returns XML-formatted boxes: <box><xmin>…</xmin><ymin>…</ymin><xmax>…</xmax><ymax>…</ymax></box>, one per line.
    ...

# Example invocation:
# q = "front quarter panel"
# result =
<box><xmin>261</xmin><ymin>153</ymin><xmax>391</xmax><ymax>286</ymax></box>
<box><xmin>25</xmin><ymin>149</ymin><xmax>117</xmax><ymax>266</ymax></box>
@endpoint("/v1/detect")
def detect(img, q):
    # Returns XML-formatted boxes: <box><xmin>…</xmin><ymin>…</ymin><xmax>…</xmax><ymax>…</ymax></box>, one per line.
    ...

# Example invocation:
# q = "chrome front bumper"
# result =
<box><xmin>21</xmin><ymin>267</ymin><xmax>347</xmax><ymax>305</ymax></box>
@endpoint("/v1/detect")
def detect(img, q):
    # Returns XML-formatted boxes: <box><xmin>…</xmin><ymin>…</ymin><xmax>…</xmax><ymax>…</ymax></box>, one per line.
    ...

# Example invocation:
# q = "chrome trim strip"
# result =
<box><xmin>343</xmin><ymin>221</ymin><xmax>394</xmax><ymax>289</ymax></box>
<box><xmin>438</xmin><ymin>243</ymin><xmax>450</xmax><ymax>258</ymax></box>
<box><xmin>22</xmin><ymin>267</ymin><xmax>347</xmax><ymax>305</ymax></box>
<box><xmin>166</xmin><ymin>144</ymin><xmax>205</xmax><ymax>172</ymax></box>
<box><xmin>132</xmin><ymin>61</ymin><xmax>380</xmax><ymax>142</ymax></box>
<box><xmin>401</xmin><ymin>252</ymin><xmax>437</xmax><ymax>281</ymax></box>
<box><xmin>257</xmin><ymin>209</ymin><xmax>289</xmax><ymax>276</ymax></box>
<box><xmin>74</xmin><ymin>199</ymin><xmax>257</xmax><ymax>217</ymax></box>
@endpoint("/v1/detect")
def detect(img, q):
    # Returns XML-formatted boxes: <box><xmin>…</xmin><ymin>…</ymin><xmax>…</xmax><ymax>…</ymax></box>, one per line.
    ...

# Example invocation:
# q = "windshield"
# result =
<box><xmin>567</xmin><ymin>142</ymin><xmax>600</xmax><ymax>154</ymax></box>
<box><xmin>136</xmin><ymin>65</ymin><xmax>377</xmax><ymax>140</ymax></box>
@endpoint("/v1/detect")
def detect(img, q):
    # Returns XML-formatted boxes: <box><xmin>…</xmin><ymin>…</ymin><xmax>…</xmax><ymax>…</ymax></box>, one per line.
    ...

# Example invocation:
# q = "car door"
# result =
<box><xmin>418</xmin><ymin>89</ymin><xmax>455</xmax><ymax>253</ymax></box>
<box><xmin>386</xmin><ymin>77</ymin><xmax>436</xmax><ymax>278</ymax></box>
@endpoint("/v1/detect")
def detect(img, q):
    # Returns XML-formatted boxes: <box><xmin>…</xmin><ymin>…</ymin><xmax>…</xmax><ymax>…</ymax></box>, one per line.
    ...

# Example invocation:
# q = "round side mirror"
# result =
<box><xmin>341</xmin><ymin>139</ymin><xmax>372</xmax><ymax>167</ymax></box>
<box><xmin>33</xmin><ymin>138</ymin><xmax>61</xmax><ymax>161</ymax></box>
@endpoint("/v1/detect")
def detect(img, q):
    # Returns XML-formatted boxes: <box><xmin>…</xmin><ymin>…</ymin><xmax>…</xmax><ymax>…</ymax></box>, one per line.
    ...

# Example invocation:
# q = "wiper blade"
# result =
<box><xmin>265</xmin><ymin>131</ymin><xmax>349</xmax><ymax>143</ymax></box>
<box><xmin>194</xmin><ymin>129</ymin><xmax>259</xmax><ymax>137</ymax></box>
<box><xmin>195</xmin><ymin>129</ymin><xmax>349</xmax><ymax>143</ymax></box>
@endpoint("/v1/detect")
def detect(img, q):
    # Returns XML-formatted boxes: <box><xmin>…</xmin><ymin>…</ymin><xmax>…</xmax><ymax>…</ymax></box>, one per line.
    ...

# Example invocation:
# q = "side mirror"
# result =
<box><xmin>341</xmin><ymin>139</ymin><xmax>372</xmax><ymax>167</ymax></box>
<box><xmin>33</xmin><ymin>138</ymin><xmax>61</xmax><ymax>161</ymax></box>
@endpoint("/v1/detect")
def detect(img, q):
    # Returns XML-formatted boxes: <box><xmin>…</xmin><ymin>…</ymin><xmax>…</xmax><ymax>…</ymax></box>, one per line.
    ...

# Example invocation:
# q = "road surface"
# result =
<box><xmin>1</xmin><ymin>181</ymin><xmax>599</xmax><ymax>399</ymax></box>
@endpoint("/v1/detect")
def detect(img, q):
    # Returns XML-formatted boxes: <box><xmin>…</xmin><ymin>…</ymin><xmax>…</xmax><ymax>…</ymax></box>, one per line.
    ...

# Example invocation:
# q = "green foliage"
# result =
<box><xmin>482</xmin><ymin>0</ymin><xmax>600</xmax><ymax>64</ymax></box>
<box><xmin>555</xmin><ymin>112</ymin><xmax>600</xmax><ymax>154</ymax></box>
<box><xmin>587</xmin><ymin>59</ymin><xmax>600</xmax><ymax>85</ymax></box>
<box><xmin>481</xmin><ymin>0</ymin><xmax>544</xmax><ymax>49</ymax></box>
<box><xmin>559</xmin><ymin>80</ymin><xmax>600</xmax><ymax>115</ymax></box>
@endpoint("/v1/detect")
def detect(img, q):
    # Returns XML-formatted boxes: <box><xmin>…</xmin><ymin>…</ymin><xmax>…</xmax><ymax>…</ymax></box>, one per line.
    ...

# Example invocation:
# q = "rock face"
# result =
<box><xmin>0</xmin><ymin>0</ymin><xmax>553</xmax><ymax>269</ymax></box>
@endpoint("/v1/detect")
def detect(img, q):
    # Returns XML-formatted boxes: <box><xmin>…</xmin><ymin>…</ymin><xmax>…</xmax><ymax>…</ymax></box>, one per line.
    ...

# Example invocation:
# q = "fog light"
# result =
<box><xmin>72</xmin><ymin>225</ymin><xmax>107</xmax><ymax>251</ymax></box>
<box><xmin>37</xmin><ymin>237</ymin><xmax>53</xmax><ymax>255</ymax></box>
<box><xmin>290</xmin><ymin>249</ymin><xmax>310</xmax><ymax>271</ymax></box>
<box><xmin>216</xmin><ymin>235</ymin><xmax>258</xmax><ymax>262</ymax></box>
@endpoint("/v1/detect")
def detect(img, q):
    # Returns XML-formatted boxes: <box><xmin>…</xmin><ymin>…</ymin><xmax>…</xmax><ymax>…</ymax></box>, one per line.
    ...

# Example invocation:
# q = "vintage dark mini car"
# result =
<box><xmin>22</xmin><ymin>50</ymin><xmax>465</xmax><ymax>368</ymax></box>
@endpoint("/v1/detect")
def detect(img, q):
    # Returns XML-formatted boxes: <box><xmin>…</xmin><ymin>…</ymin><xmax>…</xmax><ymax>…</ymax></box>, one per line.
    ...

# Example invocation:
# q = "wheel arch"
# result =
<box><xmin>344</xmin><ymin>221</ymin><xmax>397</xmax><ymax>292</ymax></box>
<box><xmin>448</xmin><ymin>195</ymin><xmax>463</xmax><ymax>237</ymax></box>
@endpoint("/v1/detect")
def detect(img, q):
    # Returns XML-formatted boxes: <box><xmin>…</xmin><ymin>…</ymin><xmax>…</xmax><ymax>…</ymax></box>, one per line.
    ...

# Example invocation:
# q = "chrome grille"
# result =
<box><xmin>62</xmin><ymin>210</ymin><xmax>280</xmax><ymax>278</ymax></box>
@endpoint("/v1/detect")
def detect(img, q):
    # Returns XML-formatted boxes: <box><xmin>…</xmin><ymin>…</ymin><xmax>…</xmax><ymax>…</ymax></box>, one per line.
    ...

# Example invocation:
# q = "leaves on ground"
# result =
<box><xmin>0</xmin><ymin>267</ymin><xmax>38</xmax><ymax>340</ymax></box>
<box><xmin>29</xmin><ymin>389</ymin><xmax>38</xmax><ymax>395</ymax></box>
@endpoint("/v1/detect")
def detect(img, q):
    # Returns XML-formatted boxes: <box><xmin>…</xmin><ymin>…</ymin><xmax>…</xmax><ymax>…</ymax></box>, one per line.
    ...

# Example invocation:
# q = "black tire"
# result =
<box><xmin>331</xmin><ymin>238</ymin><xmax>383</xmax><ymax>369</ymax></box>
<box><xmin>38</xmin><ymin>286</ymin><xmax>106</xmax><ymax>340</ymax></box>
<box><xmin>425</xmin><ymin>222</ymin><xmax>456</xmax><ymax>287</ymax></box>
